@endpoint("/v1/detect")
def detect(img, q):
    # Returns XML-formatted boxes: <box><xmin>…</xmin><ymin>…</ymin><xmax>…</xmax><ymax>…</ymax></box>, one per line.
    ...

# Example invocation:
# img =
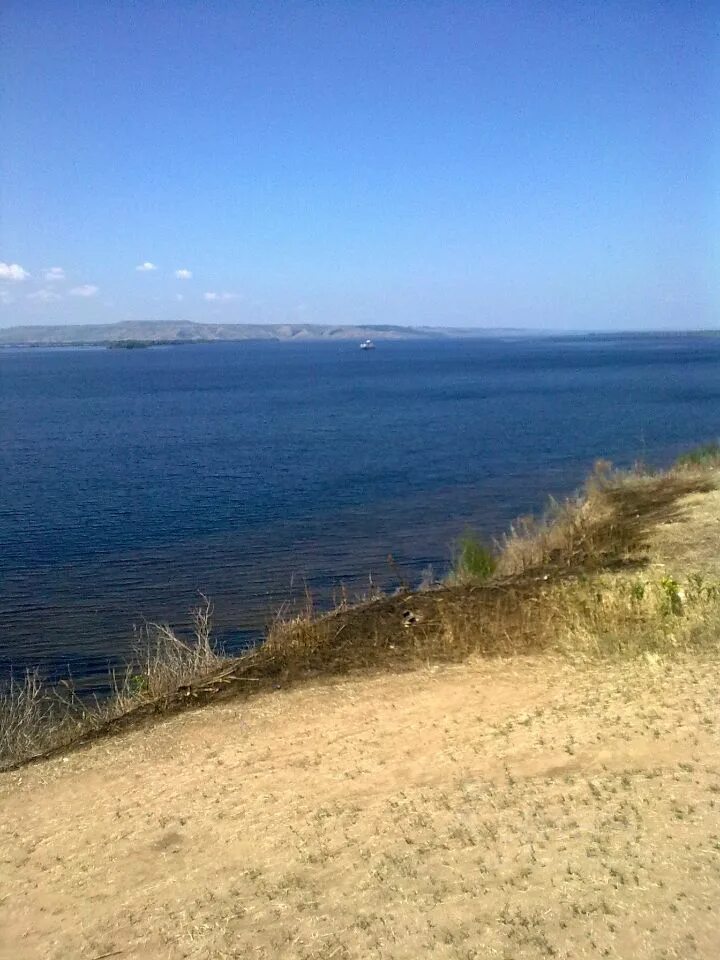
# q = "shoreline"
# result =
<box><xmin>3</xmin><ymin>453</ymin><xmax>719</xmax><ymax>773</ymax></box>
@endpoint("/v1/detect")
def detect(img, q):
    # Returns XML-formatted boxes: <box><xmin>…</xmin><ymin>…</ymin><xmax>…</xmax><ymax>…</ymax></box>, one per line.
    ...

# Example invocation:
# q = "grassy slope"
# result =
<box><xmin>3</xmin><ymin>464</ymin><xmax>715</xmax><ymax>771</ymax></box>
<box><xmin>2</xmin><ymin>468</ymin><xmax>720</xmax><ymax>959</ymax></box>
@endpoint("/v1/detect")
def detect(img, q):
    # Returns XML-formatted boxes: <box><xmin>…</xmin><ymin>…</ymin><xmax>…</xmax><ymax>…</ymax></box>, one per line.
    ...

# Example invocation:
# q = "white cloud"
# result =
<box><xmin>135</xmin><ymin>261</ymin><xmax>157</xmax><ymax>272</ymax></box>
<box><xmin>204</xmin><ymin>291</ymin><xmax>237</xmax><ymax>302</ymax></box>
<box><xmin>27</xmin><ymin>288</ymin><xmax>61</xmax><ymax>302</ymax></box>
<box><xmin>44</xmin><ymin>266</ymin><xmax>65</xmax><ymax>282</ymax></box>
<box><xmin>0</xmin><ymin>262</ymin><xmax>30</xmax><ymax>282</ymax></box>
<box><xmin>70</xmin><ymin>284</ymin><xmax>99</xmax><ymax>297</ymax></box>
<box><xmin>0</xmin><ymin>290</ymin><xmax>13</xmax><ymax>304</ymax></box>
<box><xmin>175</xmin><ymin>268</ymin><xmax>192</xmax><ymax>280</ymax></box>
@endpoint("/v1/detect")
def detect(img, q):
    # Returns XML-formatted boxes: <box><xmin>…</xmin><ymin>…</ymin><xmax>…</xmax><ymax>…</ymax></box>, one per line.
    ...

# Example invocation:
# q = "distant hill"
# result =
<box><xmin>0</xmin><ymin>320</ymin><xmax>527</xmax><ymax>346</ymax></box>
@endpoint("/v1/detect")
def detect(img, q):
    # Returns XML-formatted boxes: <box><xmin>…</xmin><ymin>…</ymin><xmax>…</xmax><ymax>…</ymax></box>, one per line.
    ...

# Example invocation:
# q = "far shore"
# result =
<box><xmin>1</xmin><ymin>322</ymin><xmax>718</xmax><ymax>350</ymax></box>
<box><xmin>0</xmin><ymin>319</ymin><xmax>531</xmax><ymax>349</ymax></box>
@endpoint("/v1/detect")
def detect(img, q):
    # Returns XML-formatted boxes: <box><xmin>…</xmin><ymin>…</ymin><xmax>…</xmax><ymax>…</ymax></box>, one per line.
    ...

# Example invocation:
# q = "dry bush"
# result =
<box><xmin>0</xmin><ymin>600</ymin><xmax>227</xmax><ymax>770</ymax></box>
<box><xmin>0</xmin><ymin>671</ymin><xmax>57</xmax><ymax>767</ymax></box>
<box><xmin>131</xmin><ymin>599</ymin><xmax>224</xmax><ymax>701</ymax></box>
<box><xmin>0</xmin><ymin>671</ymin><xmax>105</xmax><ymax>771</ymax></box>
<box><xmin>260</xmin><ymin>614</ymin><xmax>338</xmax><ymax>675</ymax></box>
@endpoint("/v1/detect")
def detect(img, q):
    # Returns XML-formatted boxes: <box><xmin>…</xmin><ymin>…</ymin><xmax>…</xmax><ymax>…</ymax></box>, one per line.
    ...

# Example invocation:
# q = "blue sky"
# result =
<box><xmin>0</xmin><ymin>1</ymin><xmax>717</xmax><ymax>329</ymax></box>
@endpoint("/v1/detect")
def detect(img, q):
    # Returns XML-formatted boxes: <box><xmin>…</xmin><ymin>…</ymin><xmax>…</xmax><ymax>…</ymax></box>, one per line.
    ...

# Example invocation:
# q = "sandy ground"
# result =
<box><xmin>2</xmin><ymin>485</ymin><xmax>720</xmax><ymax>960</ymax></box>
<box><xmin>648</xmin><ymin>483</ymin><xmax>720</xmax><ymax>579</ymax></box>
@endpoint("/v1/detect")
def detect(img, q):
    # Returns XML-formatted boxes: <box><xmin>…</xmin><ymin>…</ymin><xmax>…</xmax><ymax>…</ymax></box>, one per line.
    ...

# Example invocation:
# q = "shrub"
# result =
<box><xmin>451</xmin><ymin>531</ymin><xmax>496</xmax><ymax>583</ymax></box>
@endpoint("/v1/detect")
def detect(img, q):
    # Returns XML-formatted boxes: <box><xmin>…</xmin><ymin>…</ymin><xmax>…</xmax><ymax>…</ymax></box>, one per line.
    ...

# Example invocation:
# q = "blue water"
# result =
<box><xmin>1</xmin><ymin>334</ymin><xmax>719</xmax><ymax>682</ymax></box>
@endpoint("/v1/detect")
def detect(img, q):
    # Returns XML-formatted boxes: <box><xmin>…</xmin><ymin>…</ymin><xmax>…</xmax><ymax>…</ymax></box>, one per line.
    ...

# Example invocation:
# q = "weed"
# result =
<box><xmin>450</xmin><ymin>531</ymin><xmax>497</xmax><ymax>583</ymax></box>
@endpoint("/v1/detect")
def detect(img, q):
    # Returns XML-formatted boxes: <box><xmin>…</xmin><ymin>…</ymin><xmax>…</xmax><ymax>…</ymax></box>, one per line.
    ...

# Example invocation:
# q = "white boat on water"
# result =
<box><xmin>360</xmin><ymin>339</ymin><xmax>376</xmax><ymax>350</ymax></box>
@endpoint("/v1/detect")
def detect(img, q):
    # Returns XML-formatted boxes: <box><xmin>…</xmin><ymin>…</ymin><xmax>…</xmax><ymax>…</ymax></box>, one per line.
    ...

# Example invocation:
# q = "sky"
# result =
<box><xmin>0</xmin><ymin>0</ymin><xmax>717</xmax><ymax>330</ymax></box>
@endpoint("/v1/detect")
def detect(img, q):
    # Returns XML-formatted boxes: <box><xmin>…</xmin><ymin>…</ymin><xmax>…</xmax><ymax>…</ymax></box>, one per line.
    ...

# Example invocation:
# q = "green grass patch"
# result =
<box><xmin>451</xmin><ymin>530</ymin><xmax>497</xmax><ymax>582</ymax></box>
<box><xmin>676</xmin><ymin>441</ymin><xmax>720</xmax><ymax>468</ymax></box>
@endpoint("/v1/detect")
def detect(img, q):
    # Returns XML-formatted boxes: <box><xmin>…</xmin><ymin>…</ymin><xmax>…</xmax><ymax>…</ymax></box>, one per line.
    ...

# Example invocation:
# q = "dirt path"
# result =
<box><xmin>2</xmin><ymin>652</ymin><xmax>719</xmax><ymax>960</ymax></box>
<box><xmin>2</xmin><ymin>481</ymin><xmax>720</xmax><ymax>960</ymax></box>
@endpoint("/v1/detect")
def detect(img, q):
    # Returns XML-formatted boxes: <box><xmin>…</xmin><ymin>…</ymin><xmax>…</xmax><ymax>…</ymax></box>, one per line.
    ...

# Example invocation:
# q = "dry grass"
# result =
<box><xmin>128</xmin><ymin>599</ymin><xmax>224</xmax><ymax>702</ymax></box>
<box><xmin>2</xmin><ymin>458</ymin><xmax>717</xmax><ymax>772</ymax></box>
<box><xmin>541</xmin><ymin>572</ymin><xmax>720</xmax><ymax>659</ymax></box>
<box><xmin>0</xmin><ymin>672</ymin><xmax>64</xmax><ymax>769</ymax></box>
<box><xmin>494</xmin><ymin>459</ymin><xmax>711</xmax><ymax>577</ymax></box>
<box><xmin>254</xmin><ymin>463</ymin><xmax>718</xmax><ymax>674</ymax></box>
<box><xmin>0</xmin><ymin>600</ymin><xmax>224</xmax><ymax>771</ymax></box>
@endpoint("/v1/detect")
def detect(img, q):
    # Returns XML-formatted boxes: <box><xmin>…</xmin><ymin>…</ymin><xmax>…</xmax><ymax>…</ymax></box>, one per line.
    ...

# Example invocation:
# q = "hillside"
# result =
<box><xmin>2</xmin><ymin>465</ymin><xmax>720</xmax><ymax>959</ymax></box>
<box><xmin>0</xmin><ymin>320</ymin><xmax>526</xmax><ymax>347</ymax></box>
